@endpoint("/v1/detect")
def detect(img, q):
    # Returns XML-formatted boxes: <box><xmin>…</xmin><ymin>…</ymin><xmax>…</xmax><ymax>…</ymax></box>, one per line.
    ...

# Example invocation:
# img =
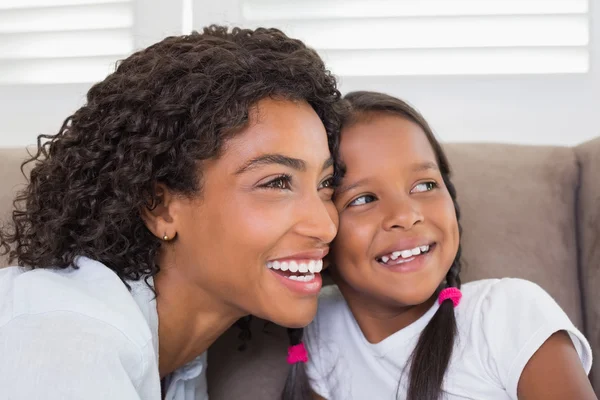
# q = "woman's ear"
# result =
<box><xmin>141</xmin><ymin>183</ymin><xmax>178</xmax><ymax>241</ymax></box>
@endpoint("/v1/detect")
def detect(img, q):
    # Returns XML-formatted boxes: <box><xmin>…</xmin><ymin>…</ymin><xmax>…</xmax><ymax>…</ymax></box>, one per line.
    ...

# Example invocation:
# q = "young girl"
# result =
<box><xmin>283</xmin><ymin>91</ymin><xmax>595</xmax><ymax>400</ymax></box>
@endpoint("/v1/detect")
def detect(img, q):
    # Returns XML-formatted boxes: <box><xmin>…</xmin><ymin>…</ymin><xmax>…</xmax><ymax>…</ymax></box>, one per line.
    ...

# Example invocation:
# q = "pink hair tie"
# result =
<box><xmin>287</xmin><ymin>342</ymin><xmax>309</xmax><ymax>364</ymax></box>
<box><xmin>438</xmin><ymin>287</ymin><xmax>462</xmax><ymax>308</ymax></box>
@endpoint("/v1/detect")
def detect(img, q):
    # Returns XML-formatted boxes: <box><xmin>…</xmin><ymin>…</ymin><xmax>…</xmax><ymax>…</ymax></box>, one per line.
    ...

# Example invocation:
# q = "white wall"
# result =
<box><xmin>0</xmin><ymin>1</ymin><xmax>598</xmax><ymax>148</ymax></box>
<box><xmin>0</xmin><ymin>0</ymin><xmax>186</xmax><ymax>148</ymax></box>
<box><xmin>338</xmin><ymin>73</ymin><xmax>599</xmax><ymax>145</ymax></box>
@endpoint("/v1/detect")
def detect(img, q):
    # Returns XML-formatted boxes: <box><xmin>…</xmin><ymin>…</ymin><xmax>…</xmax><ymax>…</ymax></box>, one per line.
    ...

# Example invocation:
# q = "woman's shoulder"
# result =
<box><xmin>0</xmin><ymin>257</ymin><xmax>153</xmax><ymax>347</ymax></box>
<box><xmin>0</xmin><ymin>264</ymin><xmax>159</xmax><ymax>397</ymax></box>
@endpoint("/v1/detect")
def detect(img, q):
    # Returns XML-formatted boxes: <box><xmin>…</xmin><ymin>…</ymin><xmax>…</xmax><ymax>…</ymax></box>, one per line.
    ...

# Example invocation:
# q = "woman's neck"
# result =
<box><xmin>153</xmin><ymin>265</ymin><xmax>244</xmax><ymax>378</ymax></box>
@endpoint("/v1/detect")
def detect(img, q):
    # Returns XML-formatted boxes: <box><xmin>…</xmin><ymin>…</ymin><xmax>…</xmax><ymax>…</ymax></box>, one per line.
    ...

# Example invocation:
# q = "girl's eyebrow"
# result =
<box><xmin>412</xmin><ymin>161</ymin><xmax>439</xmax><ymax>172</ymax></box>
<box><xmin>335</xmin><ymin>161</ymin><xmax>438</xmax><ymax>196</ymax></box>
<box><xmin>335</xmin><ymin>178</ymin><xmax>369</xmax><ymax>197</ymax></box>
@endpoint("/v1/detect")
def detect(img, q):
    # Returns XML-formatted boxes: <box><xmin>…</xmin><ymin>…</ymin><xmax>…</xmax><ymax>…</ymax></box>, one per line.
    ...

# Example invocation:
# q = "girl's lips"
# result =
<box><xmin>375</xmin><ymin>242</ymin><xmax>435</xmax><ymax>263</ymax></box>
<box><xmin>375</xmin><ymin>243</ymin><xmax>437</xmax><ymax>273</ymax></box>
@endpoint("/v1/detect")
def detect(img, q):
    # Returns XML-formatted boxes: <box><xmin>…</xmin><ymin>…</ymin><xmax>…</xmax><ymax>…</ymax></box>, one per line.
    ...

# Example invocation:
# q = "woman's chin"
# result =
<box><xmin>259</xmin><ymin>301</ymin><xmax>318</xmax><ymax>329</ymax></box>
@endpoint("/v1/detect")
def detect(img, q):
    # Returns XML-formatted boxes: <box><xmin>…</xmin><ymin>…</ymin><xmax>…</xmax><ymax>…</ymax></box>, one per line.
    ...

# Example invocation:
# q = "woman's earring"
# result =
<box><xmin>162</xmin><ymin>234</ymin><xmax>170</xmax><ymax>241</ymax></box>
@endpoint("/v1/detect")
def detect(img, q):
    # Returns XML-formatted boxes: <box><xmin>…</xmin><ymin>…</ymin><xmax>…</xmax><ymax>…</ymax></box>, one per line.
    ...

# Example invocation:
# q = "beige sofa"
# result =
<box><xmin>1</xmin><ymin>139</ymin><xmax>599</xmax><ymax>398</ymax></box>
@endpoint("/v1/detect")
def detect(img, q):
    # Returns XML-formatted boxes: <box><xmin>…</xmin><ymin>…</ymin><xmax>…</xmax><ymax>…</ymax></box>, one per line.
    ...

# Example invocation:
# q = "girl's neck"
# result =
<box><xmin>335</xmin><ymin>278</ymin><xmax>436</xmax><ymax>344</ymax></box>
<box><xmin>153</xmin><ymin>264</ymin><xmax>244</xmax><ymax>378</ymax></box>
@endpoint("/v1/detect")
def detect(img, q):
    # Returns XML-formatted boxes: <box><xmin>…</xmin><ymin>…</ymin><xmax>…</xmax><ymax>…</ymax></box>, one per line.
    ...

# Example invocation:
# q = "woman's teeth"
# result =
<box><xmin>266</xmin><ymin>259</ymin><xmax>323</xmax><ymax>274</ymax></box>
<box><xmin>379</xmin><ymin>245</ymin><xmax>430</xmax><ymax>263</ymax></box>
<box><xmin>288</xmin><ymin>274</ymin><xmax>316</xmax><ymax>282</ymax></box>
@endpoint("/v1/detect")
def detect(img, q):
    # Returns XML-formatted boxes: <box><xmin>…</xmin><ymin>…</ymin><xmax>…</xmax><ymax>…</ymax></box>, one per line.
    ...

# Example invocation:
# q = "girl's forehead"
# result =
<box><xmin>339</xmin><ymin>116</ymin><xmax>438</xmax><ymax>171</ymax></box>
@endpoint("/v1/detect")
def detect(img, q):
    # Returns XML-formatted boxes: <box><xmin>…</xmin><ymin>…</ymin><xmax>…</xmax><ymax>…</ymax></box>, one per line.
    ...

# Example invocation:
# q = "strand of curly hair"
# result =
<box><xmin>0</xmin><ymin>25</ymin><xmax>343</xmax><ymax>285</ymax></box>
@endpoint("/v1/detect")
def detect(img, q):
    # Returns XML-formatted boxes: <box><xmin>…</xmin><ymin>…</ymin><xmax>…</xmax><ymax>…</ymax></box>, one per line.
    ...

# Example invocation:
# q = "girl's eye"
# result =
<box><xmin>319</xmin><ymin>176</ymin><xmax>335</xmax><ymax>190</ymax></box>
<box><xmin>261</xmin><ymin>174</ymin><xmax>292</xmax><ymax>190</ymax></box>
<box><xmin>348</xmin><ymin>194</ymin><xmax>376</xmax><ymax>207</ymax></box>
<box><xmin>411</xmin><ymin>181</ymin><xmax>438</xmax><ymax>193</ymax></box>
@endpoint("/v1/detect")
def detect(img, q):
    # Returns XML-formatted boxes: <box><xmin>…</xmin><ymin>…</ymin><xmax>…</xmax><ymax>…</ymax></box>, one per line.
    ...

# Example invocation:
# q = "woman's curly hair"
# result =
<box><xmin>0</xmin><ymin>25</ymin><xmax>343</xmax><ymax>282</ymax></box>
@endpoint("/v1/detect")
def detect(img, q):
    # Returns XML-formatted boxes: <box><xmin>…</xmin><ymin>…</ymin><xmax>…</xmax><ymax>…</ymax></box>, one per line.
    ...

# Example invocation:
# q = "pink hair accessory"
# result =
<box><xmin>287</xmin><ymin>342</ymin><xmax>309</xmax><ymax>364</ymax></box>
<box><xmin>438</xmin><ymin>287</ymin><xmax>462</xmax><ymax>308</ymax></box>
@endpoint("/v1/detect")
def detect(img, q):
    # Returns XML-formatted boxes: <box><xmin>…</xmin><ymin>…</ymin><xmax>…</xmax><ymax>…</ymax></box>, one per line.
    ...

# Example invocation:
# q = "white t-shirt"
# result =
<box><xmin>0</xmin><ymin>257</ymin><xmax>208</xmax><ymax>400</ymax></box>
<box><xmin>305</xmin><ymin>278</ymin><xmax>593</xmax><ymax>400</ymax></box>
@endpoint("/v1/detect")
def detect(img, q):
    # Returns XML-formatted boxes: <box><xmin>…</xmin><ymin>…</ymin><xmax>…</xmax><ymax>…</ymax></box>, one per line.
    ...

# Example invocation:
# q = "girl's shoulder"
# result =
<box><xmin>454</xmin><ymin>278</ymin><xmax>592</xmax><ymax>395</ymax></box>
<box><xmin>459</xmin><ymin>277</ymin><xmax>557</xmax><ymax>314</ymax></box>
<box><xmin>457</xmin><ymin>277</ymin><xmax>573</xmax><ymax>334</ymax></box>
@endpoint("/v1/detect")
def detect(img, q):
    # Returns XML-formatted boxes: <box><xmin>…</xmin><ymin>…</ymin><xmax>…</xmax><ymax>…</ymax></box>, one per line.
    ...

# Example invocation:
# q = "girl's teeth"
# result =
<box><xmin>401</xmin><ymin>250</ymin><xmax>413</xmax><ymax>258</ymax></box>
<box><xmin>379</xmin><ymin>245</ymin><xmax>431</xmax><ymax>264</ymax></box>
<box><xmin>280</xmin><ymin>261</ymin><xmax>289</xmax><ymax>271</ymax></box>
<box><xmin>298</xmin><ymin>262</ymin><xmax>308</xmax><ymax>273</ymax></box>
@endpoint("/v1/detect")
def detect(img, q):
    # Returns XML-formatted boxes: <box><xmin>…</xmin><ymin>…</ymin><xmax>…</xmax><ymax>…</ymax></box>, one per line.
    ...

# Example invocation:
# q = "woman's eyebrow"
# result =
<box><xmin>234</xmin><ymin>154</ymin><xmax>306</xmax><ymax>175</ymax></box>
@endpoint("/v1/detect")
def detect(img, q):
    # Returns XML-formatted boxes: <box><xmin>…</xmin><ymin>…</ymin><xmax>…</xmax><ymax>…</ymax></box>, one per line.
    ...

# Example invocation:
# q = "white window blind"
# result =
<box><xmin>0</xmin><ymin>0</ymin><xmax>134</xmax><ymax>84</ymax></box>
<box><xmin>228</xmin><ymin>0</ymin><xmax>591</xmax><ymax>76</ymax></box>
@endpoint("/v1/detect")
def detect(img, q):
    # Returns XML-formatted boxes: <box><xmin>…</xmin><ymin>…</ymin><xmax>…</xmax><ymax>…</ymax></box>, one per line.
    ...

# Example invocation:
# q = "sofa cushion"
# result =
<box><xmin>208</xmin><ymin>319</ymin><xmax>289</xmax><ymax>399</ymax></box>
<box><xmin>575</xmin><ymin>137</ymin><xmax>600</xmax><ymax>390</ymax></box>
<box><xmin>445</xmin><ymin>143</ymin><xmax>583</xmax><ymax>328</ymax></box>
<box><xmin>0</xmin><ymin>148</ymin><xmax>30</xmax><ymax>267</ymax></box>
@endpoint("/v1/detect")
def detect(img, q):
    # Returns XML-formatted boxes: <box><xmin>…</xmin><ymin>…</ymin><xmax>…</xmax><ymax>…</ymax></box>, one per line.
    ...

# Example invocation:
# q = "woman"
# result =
<box><xmin>0</xmin><ymin>25</ymin><xmax>343</xmax><ymax>400</ymax></box>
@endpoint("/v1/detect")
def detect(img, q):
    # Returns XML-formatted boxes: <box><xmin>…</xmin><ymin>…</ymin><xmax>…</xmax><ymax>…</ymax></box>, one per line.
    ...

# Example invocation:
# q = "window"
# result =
<box><xmin>1</xmin><ymin>0</ymin><xmax>597</xmax><ymax>147</ymax></box>
<box><xmin>193</xmin><ymin>0</ymin><xmax>590</xmax><ymax>76</ymax></box>
<box><xmin>0</xmin><ymin>0</ymin><xmax>135</xmax><ymax>84</ymax></box>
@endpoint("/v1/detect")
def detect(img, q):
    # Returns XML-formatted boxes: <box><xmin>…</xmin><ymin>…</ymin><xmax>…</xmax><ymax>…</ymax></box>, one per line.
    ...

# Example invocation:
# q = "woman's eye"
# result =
<box><xmin>348</xmin><ymin>194</ymin><xmax>376</xmax><ymax>207</ymax></box>
<box><xmin>319</xmin><ymin>176</ymin><xmax>335</xmax><ymax>190</ymax></box>
<box><xmin>261</xmin><ymin>175</ymin><xmax>292</xmax><ymax>190</ymax></box>
<box><xmin>411</xmin><ymin>181</ymin><xmax>438</xmax><ymax>193</ymax></box>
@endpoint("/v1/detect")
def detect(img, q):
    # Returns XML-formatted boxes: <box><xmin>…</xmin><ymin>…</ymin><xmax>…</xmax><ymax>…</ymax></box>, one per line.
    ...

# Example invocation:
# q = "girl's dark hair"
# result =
<box><xmin>0</xmin><ymin>25</ymin><xmax>343</xmax><ymax>283</ymax></box>
<box><xmin>282</xmin><ymin>91</ymin><xmax>462</xmax><ymax>400</ymax></box>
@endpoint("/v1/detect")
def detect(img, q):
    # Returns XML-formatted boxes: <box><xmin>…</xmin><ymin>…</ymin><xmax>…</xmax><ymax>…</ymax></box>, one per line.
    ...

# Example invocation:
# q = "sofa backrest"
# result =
<box><xmin>0</xmin><ymin>148</ymin><xmax>30</xmax><ymax>267</ymax></box>
<box><xmin>575</xmin><ymin>137</ymin><xmax>600</xmax><ymax>390</ymax></box>
<box><xmin>0</xmin><ymin>142</ymin><xmax>595</xmax><ymax>395</ymax></box>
